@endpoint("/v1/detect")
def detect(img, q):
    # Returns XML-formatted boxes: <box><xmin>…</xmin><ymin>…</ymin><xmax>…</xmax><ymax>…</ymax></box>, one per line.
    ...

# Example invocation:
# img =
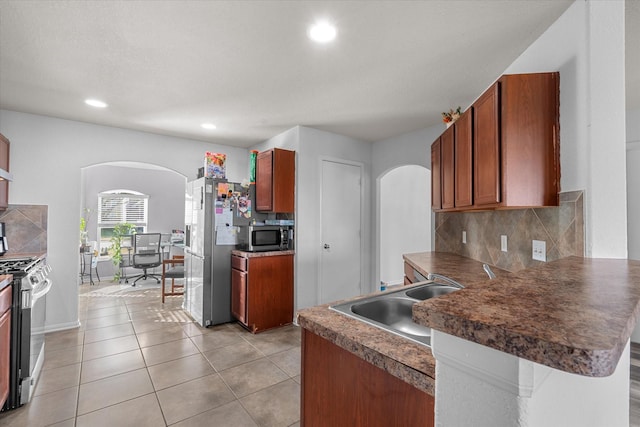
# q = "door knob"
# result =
<box><xmin>323</xmin><ymin>244</ymin><xmax>330</xmax><ymax>249</ymax></box>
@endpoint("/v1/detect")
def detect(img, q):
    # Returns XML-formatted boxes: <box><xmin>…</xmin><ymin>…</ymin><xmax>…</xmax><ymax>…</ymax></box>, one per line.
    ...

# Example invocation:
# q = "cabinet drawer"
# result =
<box><xmin>231</xmin><ymin>255</ymin><xmax>247</xmax><ymax>272</ymax></box>
<box><xmin>0</xmin><ymin>285</ymin><xmax>11</xmax><ymax>315</ymax></box>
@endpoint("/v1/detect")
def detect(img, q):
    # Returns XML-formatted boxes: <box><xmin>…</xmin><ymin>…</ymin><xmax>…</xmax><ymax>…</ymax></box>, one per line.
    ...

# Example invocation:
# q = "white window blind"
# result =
<box><xmin>98</xmin><ymin>192</ymin><xmax>148</xmax><ymax>225</ymax></box>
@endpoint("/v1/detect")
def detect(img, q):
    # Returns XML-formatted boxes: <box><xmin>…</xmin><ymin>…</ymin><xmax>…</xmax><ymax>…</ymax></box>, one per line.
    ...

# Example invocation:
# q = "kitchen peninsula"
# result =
<box><xmin>298</xmin><ymin>252</ymin><xmax>640</xmax><ymax>426</ymax></box>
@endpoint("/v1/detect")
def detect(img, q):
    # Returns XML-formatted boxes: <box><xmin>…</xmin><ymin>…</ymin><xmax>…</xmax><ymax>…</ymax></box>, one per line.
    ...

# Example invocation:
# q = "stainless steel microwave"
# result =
<box><xmin>238</xmin><ymin>225</ymin><xmax>293</xmax><ymax>252</ymax></box>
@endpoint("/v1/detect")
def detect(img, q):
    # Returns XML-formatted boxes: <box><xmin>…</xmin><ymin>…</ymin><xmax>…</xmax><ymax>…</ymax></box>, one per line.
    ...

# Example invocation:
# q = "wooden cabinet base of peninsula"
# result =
<box><xmin>301</xmin><ymin>329</ymin><xmax>434</xmax><ymax>427</ymax></box>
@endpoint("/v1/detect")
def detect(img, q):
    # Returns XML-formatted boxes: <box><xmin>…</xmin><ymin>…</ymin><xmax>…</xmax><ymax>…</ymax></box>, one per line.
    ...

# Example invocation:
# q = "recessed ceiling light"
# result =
<box><xmin>201</xmin><ymin>123</ymin><xmax>217</xmax><ymax>130</ymax></box>
<box><xmin>85</xmin><ymin>98</ymin><xmax>108</xmax><ymax>108</ymax></box>
<box><xmin>308</xmin><ymin>21</ymin><xmax>337</xmax><ymax>43</ymax></box>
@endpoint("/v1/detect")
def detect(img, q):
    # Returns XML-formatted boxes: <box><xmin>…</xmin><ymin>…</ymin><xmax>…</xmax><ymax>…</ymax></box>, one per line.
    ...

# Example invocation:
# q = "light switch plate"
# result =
<box><xmin>501</xmin><ymin>235</ymin><xmax>508</xmax><ymax>252</ymax></box>
<box><xmin>532</xmin><ymin>240</ymin><xmax>546</xmax><ymax>262</ymax></box>
<box><xmin>462</xmin><ymin>231</ymin><xmax>467</xmax><ymax>244</ymax></box>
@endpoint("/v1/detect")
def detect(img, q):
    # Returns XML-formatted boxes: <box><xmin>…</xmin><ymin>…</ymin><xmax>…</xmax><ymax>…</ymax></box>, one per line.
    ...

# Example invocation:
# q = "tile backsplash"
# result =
<box><xmin>0</xmin><ymin>204</ymin><xmax>48</xmax><ymax>255</ymax></box>
<box><xmin>435</xmin><ymin>191</ymin><xmax>584</xmax><ymax>272</ymax></box>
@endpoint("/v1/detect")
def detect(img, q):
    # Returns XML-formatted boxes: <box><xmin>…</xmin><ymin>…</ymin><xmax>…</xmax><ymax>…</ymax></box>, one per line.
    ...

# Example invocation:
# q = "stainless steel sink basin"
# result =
<box><xmin>405</xmin><ymin>283</ymin><xmax>459</xmax><ymax>301</ymax></box>
<box><xmin>351</xmin><ymin>297</ymin><xmax>431</xmax><ymax>337</ymax></box>
<box><xmin>329</xmin><ymin>281</ymin><xmax>462</xmax><ymax>347</ymax></box>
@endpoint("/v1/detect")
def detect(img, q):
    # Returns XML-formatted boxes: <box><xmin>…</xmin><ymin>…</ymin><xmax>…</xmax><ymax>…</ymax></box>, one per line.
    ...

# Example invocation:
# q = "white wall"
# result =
<box><xmin>0</xmin><ymin>109</ymin><xmax>249</xmax><ymax>331</ymax></box>
<box><xmin>372</xmin><ymin>125</ymin><xmax>443</xmax><ymax>287</ymax></box>
<box><xmin>628</xmin><ymin>108</ymin><xmax>640</xmax><ymax>261</ymax></box>
<box><xmin>626</xmin><ymin>109</ymin><xmax>640</xmax><ymax>342</ymax></box>
<box><xmin>380</xmin><ymin>165</ymin><xmax>431</xmax><ymax>285</ymax></box>
<box><xmin>504</xmin><ymin>0</ymin><xmax>627</xmax><ymax>259</ymax></box>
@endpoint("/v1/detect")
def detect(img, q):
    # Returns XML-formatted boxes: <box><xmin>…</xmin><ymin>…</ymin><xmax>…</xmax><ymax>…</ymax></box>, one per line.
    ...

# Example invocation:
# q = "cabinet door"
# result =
<box><xmin>231</xmin><ymin>268</ymin><xmax>247</xmax><ymax>324</ymax></box>
<box><xmin>0</xmin><ymin>134</ymin><xmax>9</xmax><ymax>210</ymax></box>
<box><xmin>246</xmin><ymin>254</ymin><xmax>293</xmax><ymax>333</ymax></box>
<box><xmin>441</xmin><ymin>127</ymin><xmax>455</xmax><ymax>210</ymax></box>
<box><xmin>302</xmin><ymin>329</ymin><xmax>435</xmax><ymax>427</ymax></box>
<box><xmin>430</xmin><ymin>139</ymin><xmax>441</xmax><ymax>211</ymax></box>
<box><xmin>272</xmin><ymin>148</ymin><xmax>295</xmax><ymax>213</ymax></box>
<box><xmin>256</xmin><ymin>148</ymin><xmax>295</xmax><ymax>213</ymax></box>
<box><xmin>474</xmin><ymin>82</ymin><xmax>501</xmax><ymax>206</ymax></box>
<box><xmin>454</xmin><ymin>108</ymin><xmax>473</xmax><ymax>207</ymax></box>
<box><xmin>256</xmin><ymin>150</ymin><xmax>274</xmax><ymax>212</ymax></box>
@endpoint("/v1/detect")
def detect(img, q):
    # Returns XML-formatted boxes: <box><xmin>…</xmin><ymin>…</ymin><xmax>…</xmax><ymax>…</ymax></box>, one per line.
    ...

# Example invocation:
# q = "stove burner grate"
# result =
<box><xmin>0</xmin><ymin>257</ymin><xmax>40</xmax><ymax>275</ymax></box>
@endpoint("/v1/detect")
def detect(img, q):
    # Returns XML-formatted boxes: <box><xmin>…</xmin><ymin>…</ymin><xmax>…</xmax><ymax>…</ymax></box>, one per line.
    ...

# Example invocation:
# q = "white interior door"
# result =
<box><xmin>319</xmin><ymin>159</ymin><xmax>362</xmax><ymax>304</ymax></box>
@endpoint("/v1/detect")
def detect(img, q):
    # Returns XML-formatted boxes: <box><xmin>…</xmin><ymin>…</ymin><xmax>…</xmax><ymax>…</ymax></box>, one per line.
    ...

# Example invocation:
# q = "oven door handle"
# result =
<box><xmin>32</xmin><ymin>278</ymin><xmax>52</xmax><ymax>303</ymax></box>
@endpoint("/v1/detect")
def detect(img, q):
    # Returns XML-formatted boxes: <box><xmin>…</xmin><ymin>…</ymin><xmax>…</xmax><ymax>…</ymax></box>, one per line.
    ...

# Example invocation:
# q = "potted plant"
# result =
<box><xmin>79</xmin><ymin>208</ymin><xmax>91</xmax><ymax>245</ymax></box>
<box><xmin>110</xmin><ymin>223</ymin><xmax>135</xmax><ymax>282</ymax></box>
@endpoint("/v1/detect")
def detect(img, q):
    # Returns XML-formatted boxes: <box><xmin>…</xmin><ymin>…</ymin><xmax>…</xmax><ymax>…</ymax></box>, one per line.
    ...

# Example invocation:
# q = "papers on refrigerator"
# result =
<box><xmin>215</xmin><ymin>226</ymin><xmax>239</xmax><ymax>245</ymax></box>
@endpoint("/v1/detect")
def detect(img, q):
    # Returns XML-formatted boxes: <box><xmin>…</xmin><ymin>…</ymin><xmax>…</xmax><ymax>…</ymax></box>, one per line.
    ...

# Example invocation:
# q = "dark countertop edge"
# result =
<box><xmin>297</xmin><ymin>306</ymin><xmax>436</xmax><ymax>396</ymax></box>
<box><xmin>231</xmin><ymin>250</ymin><xmax>295</xmax><ymax>258</ymax></box>
<box><xmin>410</xmin><ymin>254</ymin><xmax>640</xmax><ymax>377</ymax></box>
<box><xmin>1</xmin><ymin>252</ymin><xmax>47</xmax><ymax>261</ymax></box>
<box><xmin>0</xmin><ymin>274</ymin><xmax>12</xmax><ymax>292</ymax></box>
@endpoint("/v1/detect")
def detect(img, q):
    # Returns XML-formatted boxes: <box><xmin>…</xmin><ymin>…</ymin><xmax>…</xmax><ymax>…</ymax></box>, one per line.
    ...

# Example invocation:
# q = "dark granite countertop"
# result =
<box><xmin>403</xmin><ymin>252</ymin><xmax>511</xmax><ymax>286</ymax></box>
<box><xmin>231</xmin><ymin>250</ymin><xmax>295</xmax><ymax>258</ymax></box>
<box><xmin>413</xmin><ymin>255</ymin><xmax>640</xmax><ymax>377</ymax></box>
<box><xmin>1</xmin><ymin>252</ymin><xmax>47</xmax><ymax>261</ymax></box>
<box><xmin>299</xmin><ymin>251</ymin><xmax>640</xmax><ymax>391</ymax></box>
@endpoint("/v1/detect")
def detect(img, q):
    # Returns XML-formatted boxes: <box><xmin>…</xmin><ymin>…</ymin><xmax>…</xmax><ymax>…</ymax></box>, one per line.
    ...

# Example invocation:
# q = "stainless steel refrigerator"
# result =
<box><xmin>183</xmin><ymin>178</ymin><xmax>260</xmax><ymax>327</ymax></box>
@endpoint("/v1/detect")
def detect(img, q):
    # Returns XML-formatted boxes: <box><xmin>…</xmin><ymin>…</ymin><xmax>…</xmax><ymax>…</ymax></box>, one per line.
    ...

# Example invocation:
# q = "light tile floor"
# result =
<box><xmin>0</xmin><ymin>281</ymin><xmax>301</xmax><ymax>427</ymax></box>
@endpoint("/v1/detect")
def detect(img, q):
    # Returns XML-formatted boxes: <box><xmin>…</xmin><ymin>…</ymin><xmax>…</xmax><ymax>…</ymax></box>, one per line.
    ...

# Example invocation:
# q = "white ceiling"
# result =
<box><xmin>0</xmin><ymin>1</ymin><xmax>637</xmax><ymax>148</ymax></box>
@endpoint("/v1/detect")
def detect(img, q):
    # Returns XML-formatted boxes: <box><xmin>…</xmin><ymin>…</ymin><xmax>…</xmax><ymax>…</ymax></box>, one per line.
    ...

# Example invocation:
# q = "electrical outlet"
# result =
<box><xmin>532</xmin><ymin>240</ymin><xmax>546</xmax><ymax>262</ymax></box>
<box><xmin>462</xmin><ymin>231</ymin><xmax>467</xmax><ymax>244</ymax></box>
<box><xmin>501</xmin><ymin>235</ymin><xmax>508</xmax><ymax>252</ymax></box>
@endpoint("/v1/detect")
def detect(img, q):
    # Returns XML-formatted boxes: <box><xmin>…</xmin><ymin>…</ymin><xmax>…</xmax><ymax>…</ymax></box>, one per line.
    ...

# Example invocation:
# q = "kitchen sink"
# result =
<box><xmin>329</xmin><ymin>281</ymin><xmax>462</xmax><ymax>347</ymax></box>
<box><xmin>351</xmin><ymin>297</ymin><xmax>431</xmax><ymax>337</ymax></box>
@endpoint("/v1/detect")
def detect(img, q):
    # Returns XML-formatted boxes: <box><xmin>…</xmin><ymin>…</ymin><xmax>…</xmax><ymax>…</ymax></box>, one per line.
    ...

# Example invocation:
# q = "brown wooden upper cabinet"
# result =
<box><xmin>431</xmin><ymin>72</ymin><xmax>560</xmax><ymax>212</ymax></box>
<box><xmin>0</xmin><ymin>134</ymin><xmax>10</xmax><ymax>211</ymax></box>
<box><xmin>256</xmin><ymin>148</ymin><xmax>295</xmax><ymax>213</ymax></box>
<box><xmin>430</xmin><ymin>108</ymin><xmax>473</xmax><ymax>210</ymax></box>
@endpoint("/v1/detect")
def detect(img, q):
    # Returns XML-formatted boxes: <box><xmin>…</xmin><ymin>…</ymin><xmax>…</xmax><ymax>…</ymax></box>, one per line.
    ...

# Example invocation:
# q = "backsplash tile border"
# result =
<box><xmin>435</xmin><ymin>191</ymin><xmax>584</xmax><ymax>272</ymax></box>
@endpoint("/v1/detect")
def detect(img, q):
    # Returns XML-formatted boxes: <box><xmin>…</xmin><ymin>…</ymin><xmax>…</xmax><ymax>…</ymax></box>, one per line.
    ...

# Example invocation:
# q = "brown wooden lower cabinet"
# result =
<box><xmin>301</xmin><ymin>329</ymin><xmax>435</xmax><ymax>427</ymax></box>
<box><xmin>231</xmin><ymin>252</ymin><xmax>293</xmax><ymax>333</ymax></box>
<box><xmin>0</xmin><ymin>285</ymin><xmax>12</xmax><ymax>409</ymax></box>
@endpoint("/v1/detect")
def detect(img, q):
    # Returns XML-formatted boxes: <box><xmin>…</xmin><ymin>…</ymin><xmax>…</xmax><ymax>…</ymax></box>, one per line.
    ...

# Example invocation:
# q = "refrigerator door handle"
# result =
<box><xmin>186</xmin><ymin>249</ymin><xmax>204</xmax><ymax>259</ymax></box>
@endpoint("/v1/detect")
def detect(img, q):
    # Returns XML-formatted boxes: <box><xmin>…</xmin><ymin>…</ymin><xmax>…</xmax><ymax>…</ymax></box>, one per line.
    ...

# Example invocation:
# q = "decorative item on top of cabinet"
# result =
<box><xmin>0</xmin><ymin>134</ymin><xmax>11</xmax><ymax>211</ymax></box>
<box><xmin>231</xmin><ymin>252</ymin><xmax>294</xmax><ymax>333</ymax></box>
<box><xmin>256</xmin><ymin>148</ymin><xmax>295</xmax><ymax>213</ymax></box>
<box><xmin>431</xmin><ymin>72</ymin><xmax>560</xmax><ymax>212</ymax></box>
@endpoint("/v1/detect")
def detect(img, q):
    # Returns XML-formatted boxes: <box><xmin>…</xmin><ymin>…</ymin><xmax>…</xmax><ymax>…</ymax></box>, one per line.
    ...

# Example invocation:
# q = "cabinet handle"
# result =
<box><xmin>323</xmin><ymin>244</ymin><xmax>330</xmax><ymax>249</ymax></box>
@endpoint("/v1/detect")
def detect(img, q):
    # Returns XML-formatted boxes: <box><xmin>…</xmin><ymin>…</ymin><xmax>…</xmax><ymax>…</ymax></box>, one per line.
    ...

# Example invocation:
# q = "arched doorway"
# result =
<box><xmin>79</xmin><ymin>161</ymin><xmax>187</xmax><ymax>282</ymax></box>
<box><xmin>379</xmin><ymin>165</ymin><xmax>431</xmax><ymax>286</ymax></box>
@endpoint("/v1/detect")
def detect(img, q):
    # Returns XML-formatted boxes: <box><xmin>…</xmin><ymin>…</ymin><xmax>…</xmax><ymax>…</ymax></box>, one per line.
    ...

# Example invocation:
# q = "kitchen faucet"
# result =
<box><xmin>483</xmin><ymin>264</ymin><xmax>496</xmax><ymax>279</ymax></box>
<box><xmin>426</xmin><ymin>273</ymin><xmax>465</xmax><ymax>289</ymax></box>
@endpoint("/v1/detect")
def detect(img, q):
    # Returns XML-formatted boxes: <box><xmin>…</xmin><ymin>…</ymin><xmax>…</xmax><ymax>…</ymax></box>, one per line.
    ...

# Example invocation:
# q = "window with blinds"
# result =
<box><xmin>98</xmin><ymin>191</ymin><xmax>148</xmax><ymax>251</ymax></box>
